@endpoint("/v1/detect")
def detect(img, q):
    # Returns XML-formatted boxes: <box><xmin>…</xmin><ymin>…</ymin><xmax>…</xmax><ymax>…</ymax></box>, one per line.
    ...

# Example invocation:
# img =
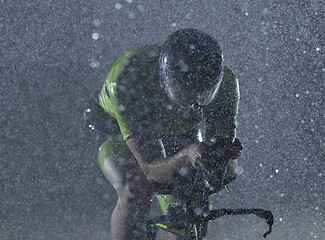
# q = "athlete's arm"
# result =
<box><xmin>126</xmin><ymin>137</ymin><xmax>202</xmax><ymax>184</ymax></box>
<box><xmin>124</xmin><ymin>115</ymin><xmax>204</xmax><ymax>184</ymax></box>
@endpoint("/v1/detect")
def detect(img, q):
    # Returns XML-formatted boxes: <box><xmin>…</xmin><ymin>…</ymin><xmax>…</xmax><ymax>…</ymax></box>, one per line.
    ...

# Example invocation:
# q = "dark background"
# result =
<box><xmin>1</xmin><ymin>0</ymin><xmax>324</xmax><ymax>239</ymax></box>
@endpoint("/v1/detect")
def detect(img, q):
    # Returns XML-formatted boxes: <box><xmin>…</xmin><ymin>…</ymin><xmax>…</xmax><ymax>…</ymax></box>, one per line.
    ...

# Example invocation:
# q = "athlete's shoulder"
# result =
<box><xmin>104</xmin><ymin>44</ymin><xmax>160</xmax><ymax>84</ymax></box>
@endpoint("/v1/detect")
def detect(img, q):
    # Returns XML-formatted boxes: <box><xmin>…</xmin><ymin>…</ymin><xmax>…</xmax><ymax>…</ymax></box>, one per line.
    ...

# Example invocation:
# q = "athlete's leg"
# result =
<box><xmin>99</xmin><ymin>137</ymin><xmax>154</xmax><ymax>240</ymax></box>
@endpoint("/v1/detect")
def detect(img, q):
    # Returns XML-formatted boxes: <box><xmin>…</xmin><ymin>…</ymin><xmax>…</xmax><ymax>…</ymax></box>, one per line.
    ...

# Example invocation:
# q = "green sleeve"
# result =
<box><xmin>98</xmin><ymin>47</ymin><xmax>142</xmax><ymax>141</ymax></box>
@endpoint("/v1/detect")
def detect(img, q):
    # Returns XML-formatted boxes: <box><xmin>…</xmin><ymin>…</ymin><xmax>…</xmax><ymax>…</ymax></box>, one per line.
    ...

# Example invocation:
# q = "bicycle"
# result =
<box><xmin>143</xmin><ymin>168</ymin><xmax>274</xmax><ymax>240</ymax></box>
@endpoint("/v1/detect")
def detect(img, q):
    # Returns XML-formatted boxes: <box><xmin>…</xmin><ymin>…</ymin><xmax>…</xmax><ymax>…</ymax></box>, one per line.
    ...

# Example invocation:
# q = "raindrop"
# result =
<box><xmin>296</xmin><ymin>38</ymin><xmax>300</xmax><ymax>41</ymax></box>
<box><xmin>115</xmin><ymin>3</ymin><xmax>122</xmax><ymax>9</ymax></box>
<box><xmin>90</xmin><ymin>60</ymin><xmax>100</xmax><ymax>68</ymax></box>
<box><xmin>295</xmin><ymin>93</ymin><xmax>300</xmax><ymax>98</ymax></box>
<box><xmin>236</xmin><ymin>166</ymin><xmax>244</xmax><ymax>175</ymax></box>
<box><xmin>259</xmin><ymin>163</ymin><xmax>263</xmax><ymax>167</ymax></box>
<box><xmin>194</xmin><ymin>208</ymin><xmax>203</xmax><ymax>216</ymax></box>
<box><xmin>172</xmin><ymin>22</ymin><xmax>177</xmax><ymax>27</ymax></box>
<box><xmin>244</xmin><ymin>12</ymin><xmax>248</xmax><ymax>16</ymax></box>
<box><xmin>316</xmin><ymin>47</ymin><xmax>320</xmax><ymax>51</ymax></box>
<box><xmin>138</xmin><ymin>5</ymin><xmax>144</xmax><ymax>12</ymax></box>
<box><xmin>93</xmin><ymin>19</ymin><xmax>101</xmax><ymax>27</ymax></box>
<box><xmin>279</xmin><ymin>217</ymin><xmax>283</xmax><ymax>222</ymax></box>
<box><xmin>118</xmin><ymin>104</ymin><xmax>125</xmax><ymax>111</ymax></box>
<box><xmin>270</xmin><ymin>174</ymin><xmax>274</xmax><ymax>178</ymax></box>
<box><xmin>179</xmin><ymin>167</ymin><xmax>189</xmax><ymax>176</ymax></box>
<box><xmin>275</xmin><ymin>169</ymin><xmax>279</xmax><ymax>173</ymax></box>
<box><xmin>92</xmin><ymin>32</ymin><xmax>99</xmax><ymax>40</ymax></box>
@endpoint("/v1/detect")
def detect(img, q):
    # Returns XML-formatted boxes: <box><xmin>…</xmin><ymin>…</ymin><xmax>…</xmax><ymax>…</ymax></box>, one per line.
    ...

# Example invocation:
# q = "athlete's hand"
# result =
<box><xmin>200</xmin><ymin>138</ymin><xmax>243</xmax><ymax>175</ymax></box>
<box><xmin>183</xmin><ymin>143</ymin><xmax>203</xmax><ymax>169</ymax></box>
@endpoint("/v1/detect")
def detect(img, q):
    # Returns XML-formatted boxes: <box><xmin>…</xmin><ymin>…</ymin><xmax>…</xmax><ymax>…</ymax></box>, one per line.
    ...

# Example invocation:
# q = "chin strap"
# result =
<box><xmin>204</xmin><ymin>208</ymin><xmax>274</xmax><ymax>238</ymax></box>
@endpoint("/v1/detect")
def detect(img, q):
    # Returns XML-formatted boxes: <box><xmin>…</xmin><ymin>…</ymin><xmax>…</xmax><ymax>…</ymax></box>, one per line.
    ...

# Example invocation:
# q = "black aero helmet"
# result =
<box><xmin>159</xmin><ymin>28</ymin><xmax>224</xmax><ymax>106</ymax></box>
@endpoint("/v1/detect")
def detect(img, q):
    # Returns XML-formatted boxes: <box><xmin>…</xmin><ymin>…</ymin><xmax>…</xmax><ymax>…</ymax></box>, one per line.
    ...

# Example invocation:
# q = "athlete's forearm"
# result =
<box><xmin>126</xmin><ymin>138</ymin><xmax>199</xmax><ymax>183</ymax></box>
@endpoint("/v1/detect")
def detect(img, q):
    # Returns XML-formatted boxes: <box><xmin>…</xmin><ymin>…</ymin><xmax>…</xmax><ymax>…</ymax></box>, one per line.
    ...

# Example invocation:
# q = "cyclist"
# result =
<box><xmin>94</xmin><ymin>28</ymin><xmax>242</xmax><ymax>240</ymax></box>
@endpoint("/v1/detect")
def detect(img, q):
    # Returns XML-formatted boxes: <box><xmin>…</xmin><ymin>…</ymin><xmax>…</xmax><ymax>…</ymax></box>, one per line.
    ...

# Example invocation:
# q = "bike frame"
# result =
<box><xmin>145</xmin><ymin>170</ymin><xmax>274</xmax><ymax>240</ymax></box>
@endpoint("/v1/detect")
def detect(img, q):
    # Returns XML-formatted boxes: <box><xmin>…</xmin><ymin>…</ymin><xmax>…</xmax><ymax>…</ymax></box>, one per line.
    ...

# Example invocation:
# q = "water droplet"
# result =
<box><xmin>236</xmin><ymin>166</ymin><xmax>244</xmax><ymax>175</ymax></box>
<box><xmin>194</xmin><ymin>208</ymin><xmax>203</xmax><ymax>216</ymax></box>
<box><xmin>115</xmin><ymin>3</ymin><xmax>122</xmax><ymax>9</ymax></box>
<box><xmin>90</xmin><ymin>60</ymin><xmax>100</xmax><ymax>68</ymax></box>
<box><xmin>179</xmin><ymin>167</ymin><xmax>189</xmax><ymax>176</ymax></box>
<box><xmin>92</xmin><ymin>32</ymin><xmax>99</xmax><ymax>40</ymax></box>
<box><xmin>245</xmin><ymin>12</ymin><xmax>248</xmax><ymax>16</ymax></box>
<box><xmin>118</xmin><ymin>105</ymin><xmax>125</xmax><ymax>111</ymax></box>
<box><xmin>316</xmin><ymin>47</ymin><xmax>320</xmax><ymax>51</ymax></box>
<box><xmin>295</xmin><ymin>93</ymin><xmax>300</xmax><ymax>98</ymax></box>
<box><xmin>275</xmin><ymin>169</ymin><xmax>279</xmax><ymax>173</ymax></box>
<box><xmin>93</xmin><ymin>19</ymin><xmax>101</xmax><ymax>27</ymax></box>
<box><xmin>172</xmin><ymin>22</ymin><xmax>177</xmax><ymax>27</ymax></box>
<box><xmin>138</xmin><ymin>5</ymin><xmax>144</xmax><ymax>12</ymax></box>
